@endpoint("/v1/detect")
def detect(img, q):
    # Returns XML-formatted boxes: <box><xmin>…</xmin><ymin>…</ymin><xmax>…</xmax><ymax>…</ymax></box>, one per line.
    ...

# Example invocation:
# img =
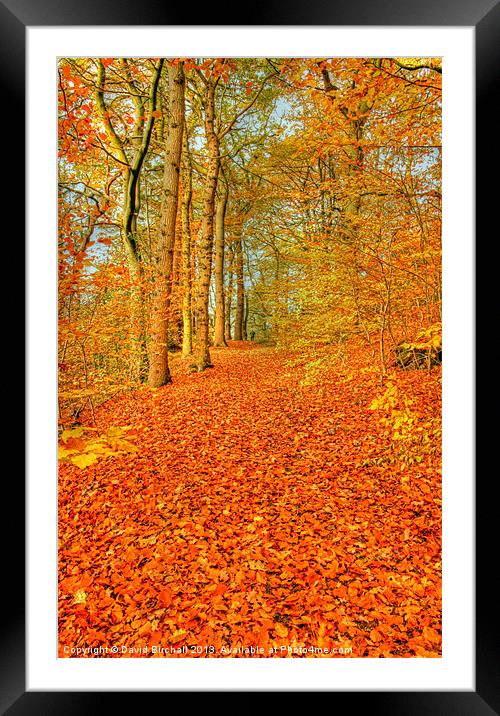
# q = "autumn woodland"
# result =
<box><xmin>58</xmin><ymin>57</ymin><xmax>442</xmax><ymax>658</ymax></box>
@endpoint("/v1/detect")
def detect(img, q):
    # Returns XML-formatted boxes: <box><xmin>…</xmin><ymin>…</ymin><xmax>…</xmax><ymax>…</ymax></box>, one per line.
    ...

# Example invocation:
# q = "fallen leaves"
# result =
<box><xmin>59</xmin><ymin>425</ymin><xmax>139</xmax><ymax>468</ymax></box>
<box><xmin>58</xmin><ymin>343</ymin><xmax>441</xmax><ymax>658</ymax></box>
<box><xmin>158</xmin><ymin>588</ymin><xmax>173</xmax><ymax>608</ymax></box>
<box><xmin>275</xmin><ymin>623</ymin><xmax>289</xmax><ymax>638</ymax></box>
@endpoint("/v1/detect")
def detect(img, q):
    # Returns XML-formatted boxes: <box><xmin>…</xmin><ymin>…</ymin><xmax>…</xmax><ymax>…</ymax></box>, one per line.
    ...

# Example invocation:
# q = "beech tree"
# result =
<box><xmin>180</xmin><ymin>128</ymin><xmax>194</xmax><ymax>358</ymax></box>
<box><xmin>148</xmin><ymin>61</ymin><xmax>185</xmax><ymax>387</ymax></box>
<box><xmin>191</xmin><ymin>65</ymin><xmax>220</xmax><ymax>370</ymax></box>
<box><xmin>213</xmin><ymin>171</ymin><xmax>229</xmax><ymax>346</ymax></box>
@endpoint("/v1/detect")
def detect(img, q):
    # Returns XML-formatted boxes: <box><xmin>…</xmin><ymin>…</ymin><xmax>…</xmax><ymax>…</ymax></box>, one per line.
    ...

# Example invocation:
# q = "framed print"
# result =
<box><xmin>4</xmin><ymin>0</ymin><xmax>495</xmax><ymax>710</ymax></box>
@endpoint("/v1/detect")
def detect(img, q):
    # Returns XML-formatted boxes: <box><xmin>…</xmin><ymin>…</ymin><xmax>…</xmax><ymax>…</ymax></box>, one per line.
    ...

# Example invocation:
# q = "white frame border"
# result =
<box><xmin>27</xmin><ymin>26</ymin><xmax>474</xmax><ymax>691</ymax></box>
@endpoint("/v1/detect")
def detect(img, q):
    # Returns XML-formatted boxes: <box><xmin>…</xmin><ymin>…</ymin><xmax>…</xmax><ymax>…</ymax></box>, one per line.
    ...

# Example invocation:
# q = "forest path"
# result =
<box><xmin>58</xmin><ymin>342</ymin><xmax>441</xmax><ymax>657</ymax></box>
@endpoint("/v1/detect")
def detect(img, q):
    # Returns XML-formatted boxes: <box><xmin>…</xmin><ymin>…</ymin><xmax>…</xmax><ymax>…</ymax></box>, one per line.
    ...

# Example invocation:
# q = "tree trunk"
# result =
<box><xmin>225</xmin><ymin>243</ymin><xmax>234</xmax><ymax>342</ymax></box>
<box><xmin>213</xmin><ymin>180</ymin><xmax>228</xmax><ymax>346</ymax></box>
<box><xmin>193</xmin><ymin>80</ymin><xmax>219</xmax><ymax>370</ymax></box>
<box><xmin>148</xmin><ymin>61</ymin><xmax>185</xmax><ymax>387</ymax></box>
<box><xmin>243</xmin><ymin>294</ymin><xmax>249</xmax><ymax>341</ymax></box>
<box><xmin>181</xmin><ymin>130</ymin><xmax>193</xmax><ymax>358</ymax></box>
<box><xmin>123</xmin><ymin>245</ymin><xmax>148</xmax><ymax>382</ymax></box>
<box><xmin>234</xmin><ymin>229</ymin><xmax>245</xmax><ymax>341</ymax></box>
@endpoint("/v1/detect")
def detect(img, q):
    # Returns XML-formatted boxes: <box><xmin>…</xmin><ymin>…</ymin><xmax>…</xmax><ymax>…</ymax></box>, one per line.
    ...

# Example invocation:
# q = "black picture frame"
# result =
<box><xmin>5</xmin><ymin>0</ymin><xmax>495</xmax><ymax>711</ymax></box>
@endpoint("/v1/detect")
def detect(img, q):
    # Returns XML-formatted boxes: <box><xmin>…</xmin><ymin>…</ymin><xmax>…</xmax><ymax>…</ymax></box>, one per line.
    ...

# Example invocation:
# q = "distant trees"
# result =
<box><xmin>244</xmin><ymin>57</ymin><xmax>441</xmax><ymax>370</ymax></box>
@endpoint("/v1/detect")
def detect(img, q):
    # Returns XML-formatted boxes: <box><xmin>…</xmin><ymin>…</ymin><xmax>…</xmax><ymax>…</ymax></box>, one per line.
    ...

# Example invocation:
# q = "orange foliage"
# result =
<box><xmin>59</xmin><ymin>343</ymin><xmax>441</xmax><ymax>658</ymax></box>
<box><xmin>58</xmin><ymin>57</ymin><xmax>442</xmax><ymax>659</ymax></box>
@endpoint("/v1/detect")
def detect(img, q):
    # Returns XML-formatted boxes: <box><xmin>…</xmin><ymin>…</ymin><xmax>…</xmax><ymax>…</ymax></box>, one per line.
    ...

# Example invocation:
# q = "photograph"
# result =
<box><xmin>57</xmin><ymin>55</ymin><xmax>443</xmax><ymax>660</ymax></box>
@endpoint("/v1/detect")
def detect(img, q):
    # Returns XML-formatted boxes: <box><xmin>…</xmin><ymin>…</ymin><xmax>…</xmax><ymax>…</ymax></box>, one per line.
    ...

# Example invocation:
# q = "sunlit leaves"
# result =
<box><xmin>58</xmin><ymin>344</ymin><xmax>441</xmax><ymax>658</ymax></box>
<box><xmin>57</xmin><ymin>56</ymin><xmax>441</xmax><ymax>659</ymax></box>
<box><xmin>58</xmin><ymin>425</ymin><xmax>139</xmax><ymax>469</ymax></box>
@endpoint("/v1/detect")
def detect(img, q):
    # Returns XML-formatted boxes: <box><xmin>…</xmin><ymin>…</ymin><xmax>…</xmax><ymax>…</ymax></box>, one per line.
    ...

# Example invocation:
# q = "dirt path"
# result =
<box><xmin>59</xmin><ymin>343</ymin><xmax>441</xmax><ymax>658</ymax></box>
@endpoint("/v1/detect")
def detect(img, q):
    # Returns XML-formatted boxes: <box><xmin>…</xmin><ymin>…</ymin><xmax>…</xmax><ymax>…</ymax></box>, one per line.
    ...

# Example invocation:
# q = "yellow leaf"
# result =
<box><xmin>248</xmin><ymin>560</ymin><xmax>266</xmax><ymax>570</ymax></box>
<box><xmin>106</xmin><ymin>427</ymin><xmax>125</xmax><ymax>439</ymax></box>
<box><xmin>275</xmin><ymin>623</ymin><xmax>288</xmax><ymax>638</ymax></box>
<box><xmin>58</xmin><ymin>445</ymin><xmax>77</xmax><ymax>459</ymax></box>
<box><xmin>115</xmin><ymin>439</ymin><xmax>139</xmax><ymax>453</ymax></box>
<box><xmin>170</xmin><ymin>629</ymin><xmax>187</xmax><ymax>644</ymax></box>
<box><xmin>73</xmin><ymin>589</ymin><xmax>87</xmax><ymax>604</ymax></box>
<box><xmin>61</xmin><ymin>427</ymin><xmax>84</xmax><ymax>441</ymax></box>
<box><xmin>71</xmin><ymin>452</ymin><xmax>98</xmax><ymax>469</ymax></box>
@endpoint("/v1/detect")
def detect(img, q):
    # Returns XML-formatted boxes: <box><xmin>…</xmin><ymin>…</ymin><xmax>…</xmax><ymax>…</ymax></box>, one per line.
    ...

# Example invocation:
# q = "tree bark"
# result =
<box><xmin>181</xmin><ymin>130</ymin><xmax>193</xmax><ymax>358</ymax></box>
<box><xmin>193</xmin><ymin>79</ymin><xmax>219</xmax><ymax>370</ymax></box>
<box><xmin>234</xmin><ymin>228</ymin><xmax>245</xmax><ymax>341</ymax></box>
<box><xmin>243</xmin><ymin>294</ymin><xmax>249</xmax><ymax>341</ymax></box>
<box><xmin>213</xmin><ymin>180</ymin><xmax>228</xmax><ymax>346</ymax></box>
<box><xmin>148</xmin><ymin>61</ymin><xmax>185</xmax><ymax>387</ymax></box>
<box><xmin>225</xmin><ymin>243</ymin><xmax>234</xmax><ymax>342</ymax></box>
